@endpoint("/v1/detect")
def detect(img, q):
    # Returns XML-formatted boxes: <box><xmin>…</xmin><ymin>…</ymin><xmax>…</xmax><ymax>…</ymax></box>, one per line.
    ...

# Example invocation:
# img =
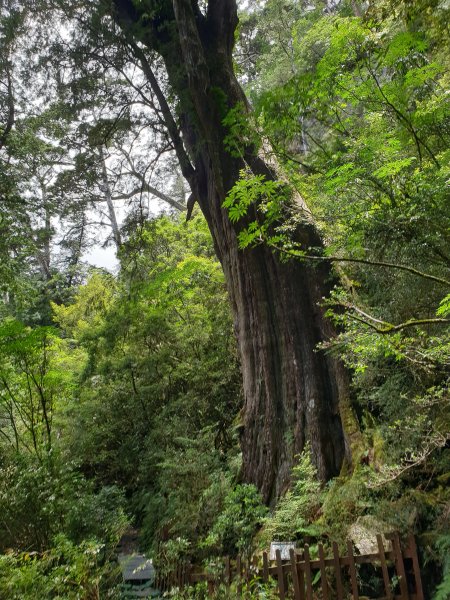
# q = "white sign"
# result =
<box><xmin>269</xmin><ymin>542</ymin><xmax>296</xmax><ymax>561</ymax></box>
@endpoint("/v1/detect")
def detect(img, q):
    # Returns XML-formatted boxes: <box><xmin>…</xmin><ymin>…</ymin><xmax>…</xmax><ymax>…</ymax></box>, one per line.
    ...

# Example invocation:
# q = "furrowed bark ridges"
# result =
<box><xmin>111</xmin><ymin>0</ymin><xmax>352</xmax><ymax>502</ymax></box>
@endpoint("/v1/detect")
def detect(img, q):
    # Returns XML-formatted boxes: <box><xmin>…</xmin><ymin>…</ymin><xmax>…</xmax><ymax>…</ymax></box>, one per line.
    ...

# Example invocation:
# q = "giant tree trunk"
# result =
<box><xmin>113</xmin><ymin>0</ymin><xmax>353</xmax><ymax>502</ymax></box>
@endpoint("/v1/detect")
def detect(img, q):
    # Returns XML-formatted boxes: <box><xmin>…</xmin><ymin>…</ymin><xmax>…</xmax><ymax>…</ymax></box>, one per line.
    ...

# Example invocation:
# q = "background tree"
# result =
<box><xmin>52</xmin><ymin>214</ymin><xmax>243</xmax><ymax>554</ymax></box>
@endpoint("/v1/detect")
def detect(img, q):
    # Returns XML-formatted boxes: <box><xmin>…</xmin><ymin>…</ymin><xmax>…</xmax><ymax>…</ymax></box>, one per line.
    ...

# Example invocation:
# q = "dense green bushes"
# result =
<box><xmin>0</xmin><ymin>454</ymin><xmax>127</xmax><ymax>553</ymax></box>
<box><xmin>0</xmin><ymin>534</ymin><xmax>121</xmax><ymax>600</ymax></box>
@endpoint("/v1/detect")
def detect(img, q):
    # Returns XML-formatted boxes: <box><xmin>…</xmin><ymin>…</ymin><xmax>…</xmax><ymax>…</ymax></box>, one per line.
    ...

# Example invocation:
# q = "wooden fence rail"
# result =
<box><xmin>154</xmin><ymin>532</ymin><xmax>424</xmax><ymax>599</ymax></box>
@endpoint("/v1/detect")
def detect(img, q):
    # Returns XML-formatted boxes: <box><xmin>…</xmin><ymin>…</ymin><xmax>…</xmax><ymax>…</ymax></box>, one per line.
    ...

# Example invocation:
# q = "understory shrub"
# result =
<box><xmin>0</xmin><ymin>534</ymin><xmax>122</xmax><ymax>599</ymax></box>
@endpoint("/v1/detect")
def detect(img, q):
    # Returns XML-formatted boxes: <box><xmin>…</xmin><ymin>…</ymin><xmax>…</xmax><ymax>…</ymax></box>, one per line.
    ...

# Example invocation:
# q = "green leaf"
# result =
<box><xmin>437</xmin><ymin>294</ymin><xmax>450</xmax><ymax>317</ymax></box>
<box><xmin>373</xmin><ymin>157</ymin><xmax>417</xmax><ymax>179</ymax></box>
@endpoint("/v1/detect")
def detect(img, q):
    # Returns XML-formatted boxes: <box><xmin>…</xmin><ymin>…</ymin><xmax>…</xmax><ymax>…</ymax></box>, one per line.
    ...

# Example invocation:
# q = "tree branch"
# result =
<box><xmin>126</xmin><ymin>40</ymin><xmax>197</xmax><ymax>187</ymax></box>
<box><xmin>345</xmin><ymin>310</ymin><xmax>450</xmax><ymax>334</ymax></box>
<box><xmin>113</xmin><ymin>183</ymin><xmax>185</xmax><ymax>211</ymax></box>
<box><xmin>367</xmin><ymin>432</ymin><xmax>449</xmax><ymax>488</ymax></box>
<box><xmin>268</xmin><ymin>242</ymin><xmax>450</xmax><ymax>286</ymax></box>
<box><xmin>111</xmin><ymin>146</ymin><xmax>186</xmax><ymax>211</ymax></box>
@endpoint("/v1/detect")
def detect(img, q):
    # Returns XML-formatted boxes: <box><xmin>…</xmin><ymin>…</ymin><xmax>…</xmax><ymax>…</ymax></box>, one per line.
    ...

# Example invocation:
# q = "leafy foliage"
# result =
<box><xmin>433</xmin><ymin>533</ymin><xmax>450</xmax><ymax>600</ymax></box>
<box><xmin>53</xmin><ymin>215</ymin><xmax>242</xmax><ymax>558</ymax></box>
<box><xmin>261</xmin><ymin>446</ymin><xmax>320</xmax><ymax>544</ymax></box>
<box><xmin>0</xmin><ymin>534</ymin><xmax>122</xmax><ymax>600</ymax></box>
<box><xmin>0</xmin><ymin>319</ymin><xmax>86</xmax><ymax>458</ymax></box>
<box><xmin>205</xmin><ymin>484</ymin><xmax>268</xmax><ymax>559</ymax></box>
<box><xmin>0</xmin><ymin>454</ymin><xmax>127</xmax><ymax>553</ymax></box>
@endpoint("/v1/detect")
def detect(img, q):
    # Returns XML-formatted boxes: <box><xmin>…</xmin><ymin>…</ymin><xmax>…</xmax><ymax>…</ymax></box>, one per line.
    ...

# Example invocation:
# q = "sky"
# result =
<box><xmin>80</xmin><ymin>196</ymin><xmax>170</xmax><ymax>272</ymax></box>
<box><xmin>84</xmin><ymin>244</ymin><xmax>119</xmax><ymax>271</ymax></box>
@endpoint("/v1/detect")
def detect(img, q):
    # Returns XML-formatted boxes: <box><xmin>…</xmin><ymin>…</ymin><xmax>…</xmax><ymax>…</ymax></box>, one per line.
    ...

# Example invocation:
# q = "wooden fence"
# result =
<box><xmin>155</xmin><ymin>532</ymin><xmax>424</xmax><ymax>599</ymax></box>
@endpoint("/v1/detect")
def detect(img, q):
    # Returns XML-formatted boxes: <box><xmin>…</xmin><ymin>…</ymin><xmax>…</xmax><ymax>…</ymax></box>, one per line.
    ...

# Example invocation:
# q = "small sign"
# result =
<box><xmin>269</xmin><ymin>541</ymin><xmax>295</xmax><ymax>561</ymax></box>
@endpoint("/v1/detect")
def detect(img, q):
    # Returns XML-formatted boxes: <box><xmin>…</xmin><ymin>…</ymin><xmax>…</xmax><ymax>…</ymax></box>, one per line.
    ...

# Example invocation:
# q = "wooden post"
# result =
<box><xmin>318</xmin><ymin>543</ymin><xmax>329</xmax><ymax>600</ymax></box>
<box><xmin>332</xmin><ymin>542</ymin><xmax>344</xmax><ymax>600</ymax></box>
<box><xmin>303</xmin><ymin>544</ymin><xmax>313</xmax><ymax>600</ymax></box>
<box><xmin>263</xmin><ymin>551</ymin><xmax>269</xmax><ymax>583</ymax></box>
<box><xmin>275</xmin><ymin>548</ymin><xmax>286</xmax><ymax>600</ymax></box>
<box><xmin>376</xmin><ymin>534</ymin><xmax>392</xmax><ymax>600</ymax></box>
<box><xmin>290</xmin><ymin>547</ymin><xmax>301</xmax><ymax>600</ymax></box>
<box><xmin>347</xmin><ymin>540</ymin><xmax>359</xmax><ymax>600</ymax></box>
<box><xmin>408</xmin><ymin>534</ymin><xmax>424</xmax><ymax>600</ymax></box>
<box><xmin>298</xmin><ymin>554</ymin><xmax>305</xmax><ymax>600</ymax></box>
<box><xmin>392</xmin><ymin>533</ymin><xmax>409</xmax><ymax>599</ymax></box>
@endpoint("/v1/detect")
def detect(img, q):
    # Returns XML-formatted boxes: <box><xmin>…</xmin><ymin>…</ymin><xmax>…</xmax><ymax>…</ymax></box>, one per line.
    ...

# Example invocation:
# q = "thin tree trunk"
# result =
<box><xmin>66</xmin><ymin>214</ymin><xmax>86</xmax><ymax>287</ymax></box>
<box><xmin>99</xmin><ymin>145</ymin><xmax>122</xmax><ymax>250</ymax></box>
<box><xmin>35</xmin><ymin>182</ymin><xmax>52</xmax><ymax>281</ymax></box>
<box><xmin>0</xmin><ymin>61</ymin><xmax>15</xmax><ymax>150</ymax></box>
<box><xmin>113</xmin><ymin>0</ymin><xmax>357</xmax><ymax>501</ymax></box>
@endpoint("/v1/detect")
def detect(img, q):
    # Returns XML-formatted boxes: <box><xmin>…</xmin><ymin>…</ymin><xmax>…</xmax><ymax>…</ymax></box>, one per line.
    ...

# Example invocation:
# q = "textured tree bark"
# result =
<box><xmin>112</xmin><ymin>0</ymin><xmax>353</xmax><ymax>502</ymax></box>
